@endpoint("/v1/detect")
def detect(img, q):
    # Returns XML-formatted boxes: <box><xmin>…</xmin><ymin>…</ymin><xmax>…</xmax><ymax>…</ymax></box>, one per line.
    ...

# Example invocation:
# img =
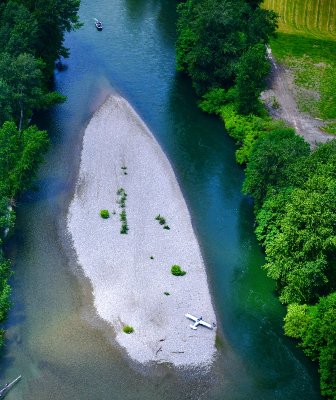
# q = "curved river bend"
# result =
<box><xmin>0</xmin><ymin>0</ymin><xmax>321</xmax><ymax>399</ymax></box>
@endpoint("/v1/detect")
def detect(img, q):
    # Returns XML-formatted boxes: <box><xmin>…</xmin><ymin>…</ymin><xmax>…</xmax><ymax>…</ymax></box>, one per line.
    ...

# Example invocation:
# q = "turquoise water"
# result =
<box><xmin>0</xmin><ymin>0</ymin><xmax>321</xmax><ymax>398</ymax></box>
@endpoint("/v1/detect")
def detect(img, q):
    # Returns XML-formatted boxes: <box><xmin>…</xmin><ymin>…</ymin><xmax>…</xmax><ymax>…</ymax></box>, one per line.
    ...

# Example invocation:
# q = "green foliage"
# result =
<box><xmin>263</xmin><ymin>173</ymin><xmax>336</xmax><ymax>304</ymax></box>
<box><xmin>120</xmin><ymin>210</ymin><xmax>126</xmax><ymax>222</ymax></box>
<box><xmin>0</xmin><ymin>199</ymin><xmax>15</xmax><ymax>235</ymax></box>
<box><xmin>243</xmin><ymin>128</ymin><xmax>310</xmax><ymax>209</ymax></box>
<box><xmin>22</xmin><ymin>0</ymin><xmax>81</xmax><ymax>74</ymax></box>
<box><xmin>0</xmin><ymin>258</ymin><xmax>11</xmax><ymax>321</ymax></box>
<box><xmin>0</xmin><ymin>329</ymin><xmax>4</xmax><ymax>348</ymax></box>
<box><xmin>155</xmin><ymin>214</ymin><xmax>167</xmax><ymax>227</ymax></box>
<box><xmin>252</xmin><ymin>139</ymin><xmax>336</xmax><ymax>397</ymax></box>
<box><xmin>100</xmin><ymin>209</ymin><xmax>110</xmax><ymax>219</ymax></box>
<box><xmin>221</xmin><ymin>103</ymin><xmax>290</xmax><ymax>164</ymax></box>
<box><xmin>255</xmin><ymin>188</ymin><xmax>293</xmax><ymax>247</ymax></box>
<box><xmin>117</xmin><ymin>189</ymin><xmax>129</xmax><ymax>234</ymax></box>
<box><xmin>164</xmin><ymin>292</ymin><xmax>170</xmax><ymax>296</ymax></box>
<box><xmin>270</xmin><ymin>33</ymin><xmax>336</xmax><ymax>122</ymax></box>
<box><xmin>0</xmin><ymin>121</ymin><xmax>49</xmax><ymax>197</ymax></box>
<box><xmin>123</xmin><ymin>325</ymin><xmax>134</xmax><ymax>334</ymax></box>
<box><xmin>0</xmin><ymin>0</ymin><xmax>80</xmax><ymax>354</ymax></box>
<box><xmin>284</xmin><ymin>294</ymin><xmax>336</xmax><ymax>399</ymax></box>
<box><xmin>0</xmin><ymin>52</ymin><xmax>65</xmax><ymax>128</ymax></box>
<box><xmin>176</xmin><ymin>0</ymin><xmax>277</xmax><ymax>95</ymax></box>
<box><xmin>284</xmin><ymin>303</ymin><xmax>310</xmax><ymax>339</ymax></box>
<box><xmin>319</xmin><ymin>66</ymin><xmax>336</xmax><ymax>120</ymax></box>
<box><xmin>171</xmin><ymin>265</ymin><xmax>186</xmax><ymax>276</ymax></box>
<box><xmin>0</xmin><ymin>1</ymin><xmax>38</xmax><ymax>57</ymax></box>
<box><xmin>199</xmin><ymin>88</ymin><xmax>228</xmax><ymax>114</ymax></box>
<box><xmin>235</xmin><ymin>44</ymin><xmax>270</xmax><ymax>115</ymax></box>
<box><xmin>120</xmin><ymin>223</ymin><xmax>128</xmax><ymax>235</ymax></box>
<box><xmin>253</xmin><ymin>140</ymin><xmax>336</xmax><ymax>304</ymax></box>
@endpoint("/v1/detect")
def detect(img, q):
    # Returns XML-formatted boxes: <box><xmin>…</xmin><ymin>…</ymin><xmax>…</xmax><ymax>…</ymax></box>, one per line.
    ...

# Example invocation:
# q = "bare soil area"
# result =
<box><xmin>262</xmin><ymin>48</ymin><xmax>334</xmax><ymax>147</ymax></box>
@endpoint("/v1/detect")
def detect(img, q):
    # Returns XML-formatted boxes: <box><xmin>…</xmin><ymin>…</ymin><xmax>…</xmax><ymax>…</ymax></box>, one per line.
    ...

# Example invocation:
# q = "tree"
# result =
<box><xmin>0</xmin><ymin>52</ymin><xmax>65</xmax><ymax>128</ymax></box>
<box><xmin>18</xmin><ymin>0</ymin><xmax>81</xmax><ymax>73</ymax></box>
<box><xmin>11</xmin><ymin>123</ymin><xmax>50</xmax><ymax>194</ymax></box>
<box><xmin>0</xmin><ymin>121</ymin><xmax>49</xmax><ymax>197</ymax></box>
<box><xmin>284</xmin><ymin>294</ymin><xmax>336</xmax><ymax>399</ymax></box>
<box><xmin>0</xmin><ymin>1</ymin><xmax>38</xmax><ymax>57</ymax></box>
<box><xmin>0</xmin><ymin>256</ymin><xmax>11</xmax><ymax>321</ymax></box>
<box><xmin>243</xmin><ymin>128</ymin><xmax>310</xmax><ymax>209</ymax></box>
<box><xmin>176</xmin><ymin>0</ymin><xmax>277</xmax><ymax>95</ymax></box>
<box><xmin>235</xmin><ymin>43</ymin><xmax>270</xmax><ymax>114</ymax></box>
<box><xmin>264</xmin><ymin>173</ymin><xmax>336</xmax><ymax>303</ymax></box>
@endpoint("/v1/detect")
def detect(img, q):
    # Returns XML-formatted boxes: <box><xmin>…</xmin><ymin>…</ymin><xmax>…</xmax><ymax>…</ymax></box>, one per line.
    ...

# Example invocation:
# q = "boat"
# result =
<box><xmin>94</xmin><ymin>18</ymin><xmax>103</xmax><ymax>30</ymax></box>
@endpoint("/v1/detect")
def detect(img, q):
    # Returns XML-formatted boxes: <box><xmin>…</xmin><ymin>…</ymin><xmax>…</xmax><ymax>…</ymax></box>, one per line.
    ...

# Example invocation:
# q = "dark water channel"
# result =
<box><xmin>0</xmin><ymin>0</ymin><xmax>321</xmax><ymax>398</ymax></box>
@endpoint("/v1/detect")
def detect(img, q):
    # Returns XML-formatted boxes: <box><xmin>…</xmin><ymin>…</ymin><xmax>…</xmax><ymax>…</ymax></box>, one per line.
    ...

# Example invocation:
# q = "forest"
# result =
<box><xmin>176</xmin><ymin>0</ymin><xmax>336</xmax><ymax>398</ymax></box>
<box><xmin>0</xmin><ymin>0</ymin><xmax>80</xmax><ymax>348</ymax></box>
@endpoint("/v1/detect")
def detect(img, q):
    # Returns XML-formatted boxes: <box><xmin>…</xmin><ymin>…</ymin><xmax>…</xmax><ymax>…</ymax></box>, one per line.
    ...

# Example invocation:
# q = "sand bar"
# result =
<box><xmin>67</xmin><ymin>95</ymin><xmax>216</xmax><ymax>367</ymax></box>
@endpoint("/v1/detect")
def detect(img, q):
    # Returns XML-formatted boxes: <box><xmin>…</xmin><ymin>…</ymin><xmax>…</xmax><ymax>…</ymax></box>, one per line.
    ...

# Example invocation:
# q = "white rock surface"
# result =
<box><xmin>67</xmin><ymin>95</ymin><xmax>216</xmax><ymax>367</ymax></box>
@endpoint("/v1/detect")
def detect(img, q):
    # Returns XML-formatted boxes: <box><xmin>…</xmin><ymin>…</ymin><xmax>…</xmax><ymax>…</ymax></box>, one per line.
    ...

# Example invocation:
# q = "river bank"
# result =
<box><xmin>67</xmin><ymin>94</ymin><xmax>217</xmax><ymax>367</ymax></box>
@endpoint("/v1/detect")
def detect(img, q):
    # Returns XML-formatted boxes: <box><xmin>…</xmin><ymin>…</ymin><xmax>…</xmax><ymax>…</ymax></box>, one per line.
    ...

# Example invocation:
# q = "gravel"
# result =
<box><xmin>67</xmin><ymin>95</ymin><xmax>217</xmax><ymax>367</ymax></box>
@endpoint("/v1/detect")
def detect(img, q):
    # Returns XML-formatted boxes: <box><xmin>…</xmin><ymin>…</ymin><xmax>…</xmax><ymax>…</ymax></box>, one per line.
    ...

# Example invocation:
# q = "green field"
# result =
<box><xmin>264</xmin><ymin>0</ymin><xmax>336</xmax><ymax>39</ymax></box>
<box><xmin>264</xmin><ymin>0</ymin><xmax>336</xmax><ymax>131</ymax></box>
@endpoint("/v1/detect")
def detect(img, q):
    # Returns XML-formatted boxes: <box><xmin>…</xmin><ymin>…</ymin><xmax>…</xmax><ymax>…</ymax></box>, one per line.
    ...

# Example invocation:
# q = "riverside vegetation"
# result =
<box><xmin>176</xmin><ymin>0</ymin><xmax>335</xmax><ymax>397</ymax></box>
<box><xmin>263</xmin><ymin>0</ymin><xmax>336</xmax><ymax>134</ymax></box>
<box><xmin>0</xmin><ymin>0</ymin><xmax>80</xmax><ymax>349</ymax></box>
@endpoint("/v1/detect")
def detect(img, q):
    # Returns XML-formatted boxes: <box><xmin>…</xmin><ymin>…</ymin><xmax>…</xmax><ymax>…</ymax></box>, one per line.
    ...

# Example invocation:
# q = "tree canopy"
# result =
<box><xmin>284</xmin><ymin>294</ymin><xmax>336</xmax><ymax>399</ymax></box>
<box><xmin>0</xmin><ymin>0</ymin><xmax>79</xmax><ymax>353</ymax></box>
<box><xmin>176</xmin><ymin>0</ymin><xmax>277</xmax><ymax>112</ymax></box>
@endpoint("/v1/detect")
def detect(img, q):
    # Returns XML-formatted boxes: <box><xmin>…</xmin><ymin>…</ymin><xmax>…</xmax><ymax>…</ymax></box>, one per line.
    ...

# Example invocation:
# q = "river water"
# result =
<box><xmin>0</xmin><ymin>0</ymin><xmax>321</xmax><ymax>399</ymax></box>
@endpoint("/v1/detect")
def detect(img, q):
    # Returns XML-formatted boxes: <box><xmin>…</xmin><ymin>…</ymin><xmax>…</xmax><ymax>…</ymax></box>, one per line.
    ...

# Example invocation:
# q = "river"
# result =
<box><xmin>0</xmin><ymin>0</ymin><xmax>321</xmax><ymax>399</ymax></box>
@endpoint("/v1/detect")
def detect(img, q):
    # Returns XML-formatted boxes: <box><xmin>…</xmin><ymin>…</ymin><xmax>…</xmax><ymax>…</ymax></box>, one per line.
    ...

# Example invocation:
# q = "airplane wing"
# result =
<box><xmin>199</xmin><ymin>320</ymin><xmax>213</xmax><ymax>329</ymax></box>
<box><xmin>185</xmin><ymin>313</ymin><xmax>198</xmax><ymax>322</ymax></box>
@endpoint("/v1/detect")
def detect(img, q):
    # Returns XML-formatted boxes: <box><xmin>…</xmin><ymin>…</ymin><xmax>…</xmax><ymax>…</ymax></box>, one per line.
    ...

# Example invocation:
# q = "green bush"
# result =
<box><xmin>171</xmin><ymin>265</ymin><xmax>186</xmax><ymax>276</ymax></box>
<box><xmin>163</xmin><ymin>225</ymin><xmax>170</xmax><ymax>230</ymax></box>
<box><xmin>199</xmin><ymin>88</ymin><xmax>228</xmax><ymax>114</ymax></box>
<box><xmin>123</xmin><ymin>325</ymin><xmax>134</xmax><ymax>334</ymax></box>
<box><xmin>164</xmin><ymin>292</ymin><xmax>170</xmax><ymax>296</ymax></box>
<box><xmin>120</xmin><ymin>223</ymin><xmax>128</xmax><ymax>234</ymax></box>
<box><xmin>120</xmin><ymin>210</ymin><xmax>126</xmax><ymax>222</ymax></box>
<box><xmin>100</xmin><ymin>209</ymin><xmax>110</xmax><ymax>219</ymax></box>
<box><xmin>155</xmin><ymin>214</ymin><xmax>167</xmax><ymax>226</ymax></box>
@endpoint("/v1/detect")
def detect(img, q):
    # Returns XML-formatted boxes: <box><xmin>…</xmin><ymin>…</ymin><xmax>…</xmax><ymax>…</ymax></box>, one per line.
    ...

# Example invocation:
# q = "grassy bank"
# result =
<box><xmin>264</xmin><ymin>0</ymin><xmax>336</xmax><ymax>133</ymax></box>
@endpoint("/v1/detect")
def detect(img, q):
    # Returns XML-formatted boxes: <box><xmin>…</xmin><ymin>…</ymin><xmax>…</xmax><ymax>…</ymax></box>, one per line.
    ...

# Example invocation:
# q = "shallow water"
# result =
<box><xmin>0</xmin><ymin>0</ymin><xmax>321</xmax><ymax>398</ymax></box>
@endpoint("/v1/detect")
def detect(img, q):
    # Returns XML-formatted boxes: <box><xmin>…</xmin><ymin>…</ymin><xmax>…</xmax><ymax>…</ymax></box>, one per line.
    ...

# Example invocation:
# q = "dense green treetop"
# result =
<box><xmin>243</xmin><ymin>128</ymin><xmax>310</xmax><ymax>209</ymax></box>
<box><xmin>284</xmin><ymin>294</ymin><xmax>336</xmax><ymax>399</ymax></box>
<box><xmin>0</xmin><ymin>1</ymin><xmax>38</xmax><ymax>57</ymax></box>
<box><xmin>17</xmin><ymin>0</ymin><xmax>81</xmax><ymax>73</ymax></box>
<box><xmin>176</xmin><ymin>0</ymin><xmax>277</xmax><ymax>108</ymax></box>
<box><xmin>235</xmin><ymin>43</ymin><xmax>270</xmax><ymax>114</ymax></box>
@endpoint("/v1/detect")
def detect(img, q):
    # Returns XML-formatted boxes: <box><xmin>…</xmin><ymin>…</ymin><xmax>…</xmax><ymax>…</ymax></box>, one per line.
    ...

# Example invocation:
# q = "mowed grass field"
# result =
<box><xmin>264</xmin><ymin>0</ymin><xmax>336</xmax><ymax>131</ymax></box>
<box><xmin>263</xmin><ymin>0</ymin><xmax>336</xmax><ymax>39</ymax></box>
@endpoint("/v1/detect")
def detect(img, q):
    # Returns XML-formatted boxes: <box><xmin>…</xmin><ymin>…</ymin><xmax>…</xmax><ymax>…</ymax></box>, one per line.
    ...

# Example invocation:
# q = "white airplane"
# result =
<box><xmin>185</xmin><ymin>314</ymin><xmax>213</xmax><ymax>330</ymax></box>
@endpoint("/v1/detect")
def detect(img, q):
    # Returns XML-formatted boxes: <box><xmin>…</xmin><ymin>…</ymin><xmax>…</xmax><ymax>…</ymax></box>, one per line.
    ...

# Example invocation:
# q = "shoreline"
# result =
<box><xmin>67</xmin><ymin>94</ymin><xmax>217</xmax><ymax>367</ymax></box>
